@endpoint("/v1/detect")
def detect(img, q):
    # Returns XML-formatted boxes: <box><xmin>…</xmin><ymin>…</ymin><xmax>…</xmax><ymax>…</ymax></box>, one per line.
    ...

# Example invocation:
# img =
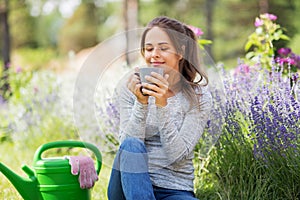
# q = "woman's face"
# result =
<box><xmin>143</xmin><ymin>27</ymin><xmax>182</xmax><ymax>73</ymax></box>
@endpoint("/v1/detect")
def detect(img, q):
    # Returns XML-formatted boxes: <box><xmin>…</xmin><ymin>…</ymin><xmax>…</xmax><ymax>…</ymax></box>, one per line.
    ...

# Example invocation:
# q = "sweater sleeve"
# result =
<box><xmin>157</xmin><ymin>87</ymin><xmax>212</xmax><ymax>164</ymax></box>
<box><xmin>117</xmin><ymin>84</ymin><xmax>148</xmax><ymax>143</ymax></box>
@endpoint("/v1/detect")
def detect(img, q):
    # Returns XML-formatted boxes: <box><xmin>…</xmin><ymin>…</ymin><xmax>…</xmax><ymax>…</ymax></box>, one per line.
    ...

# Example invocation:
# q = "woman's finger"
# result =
<box><xmin>141</xmin><ymin>80</ymin><xmax>168</xmax><ymax>96</ymax></box>
<box><xmin>126</xmin><ymin>69</ymin><xmax>150</xmax><ymax>103</ymax></box>
<box><xmin>149</xmin><ymin>72</ymin><xmax>168</xmax><ymax>84</ymax></box>
<box><xmin>145</xmin><ymin>74</ymin><xmax>169</xmax><ymax>88</ymax></box>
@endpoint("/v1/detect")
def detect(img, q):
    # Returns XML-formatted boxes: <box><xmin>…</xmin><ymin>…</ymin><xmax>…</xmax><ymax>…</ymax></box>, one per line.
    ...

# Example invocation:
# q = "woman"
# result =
<box><xmin>107</xmin><ymin>16</ymin><xmax>212</xmax><ymax>200</ymax></box>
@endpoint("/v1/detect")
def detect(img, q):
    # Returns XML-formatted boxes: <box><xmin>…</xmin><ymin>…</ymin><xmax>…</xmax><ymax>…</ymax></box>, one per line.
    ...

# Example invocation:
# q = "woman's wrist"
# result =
<box><xmin>155</xmin><ymin>99</ymin><xmax>167</xmax><ymax>107</ymax></box>
<box><xmin>135</xmin><ymin>99</ymin><xmax>149</xmax><ymax>109</ymax></box>
<box><xmin>137</xmin><ymin>98</ymin><xmax>148</xmax><ymax>105</ymax></box>
<box><xmin>155</xmin><ymin>102</ymin><xmax>167</xmax><ymax>108</ymax></box>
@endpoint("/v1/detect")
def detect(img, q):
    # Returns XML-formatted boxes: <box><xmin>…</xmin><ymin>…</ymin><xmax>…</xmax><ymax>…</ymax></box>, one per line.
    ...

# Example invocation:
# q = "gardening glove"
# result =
<box><xmin>67</xmin><ymin>156</ymin><xmax>99</xmax><ymax>189</ymax></box>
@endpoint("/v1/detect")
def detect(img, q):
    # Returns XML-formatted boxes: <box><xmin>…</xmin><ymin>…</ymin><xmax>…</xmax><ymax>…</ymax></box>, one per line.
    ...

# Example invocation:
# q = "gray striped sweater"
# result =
<box><xmin>116</xmin><ymin>82</ymin><xmax>212</xmax><ymax>191</ymax></box>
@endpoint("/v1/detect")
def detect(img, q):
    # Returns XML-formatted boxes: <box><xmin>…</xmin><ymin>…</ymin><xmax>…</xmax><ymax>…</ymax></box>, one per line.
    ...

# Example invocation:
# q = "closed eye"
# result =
<box><xmin>160</xmin><ymin>46</ymin><xmax>169</xmax><ymax>51</ymax></box>
<box><xmin>144</xmin><ymin>46</ymin><xmax>170</xmax><ymax>52</ymax></box>
<box><xmin>145</xmin><ymin>47</ymin><xmax>153</xmax><ymax>52</ymax></box>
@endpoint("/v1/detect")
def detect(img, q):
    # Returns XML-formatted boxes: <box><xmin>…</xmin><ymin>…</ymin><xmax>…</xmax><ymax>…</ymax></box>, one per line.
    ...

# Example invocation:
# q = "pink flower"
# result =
<box><xmin>15</xmin><ymin>66</ymin><xmax>22</xmax><ymax>73</ymax></box>
<box><xmin>187</xmin><ymin>25</ymin><xmax>204</xmax><ymax>37</ymax></box>
<box><xmin>277</xmin><ymin>48</ymin><xmax>291</xmax><ymax>56</ymax></box>
<box><xmin>234</xmin><ymin>63</ymin><xmax>250</xmax><ymax>76</ymax></box>
<box><xmin>289</xmin><ymin>58</ymin><xmax>297</xmax><ymax>65</ymax></box>
<box><xmin>254</xmin><ymin>18</ymin><xmax>264</xmax><ymax>27</ymax></box>
<box><xmin>266</xmin><ymin>13</ymin><xmax>277</xmax><ymax>21</ymax></box>
<box><xmin>34</xmin><ymin>87</ymin><xmax>39</xmax><ymax>94</ymax></box>
<box><xmin>277</xmin><ymin>57</ymin><xmax>296</xmax><ymax>66</ymax></box>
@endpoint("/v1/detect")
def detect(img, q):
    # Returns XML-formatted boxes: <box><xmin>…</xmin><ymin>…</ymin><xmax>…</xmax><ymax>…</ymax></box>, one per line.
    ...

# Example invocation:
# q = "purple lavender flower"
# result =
<box><xmin>291</xmin><ymin>53</ymin><xmax>300</xmax><ymax>69</ymax></box>
<box><xmin>0</xmin><ymin>95</ymin><xmax>5</xmax><ymax>104</ymax></box>
<box><xmin>213</xmin><ymin>58</ymin><xmax>300</xmax><ymax>163</ymax></box>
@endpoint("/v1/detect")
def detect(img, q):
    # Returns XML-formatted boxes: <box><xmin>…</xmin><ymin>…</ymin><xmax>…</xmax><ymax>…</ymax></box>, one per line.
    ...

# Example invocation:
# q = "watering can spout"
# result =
<box><xmin>0</xmin><ymin>162</ymin><xmax>40</xmax><ymax>200</ymax></box>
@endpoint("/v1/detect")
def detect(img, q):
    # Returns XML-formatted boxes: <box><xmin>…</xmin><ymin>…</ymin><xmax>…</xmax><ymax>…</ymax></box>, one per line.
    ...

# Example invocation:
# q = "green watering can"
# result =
<box><xmin>0</xmin><ymin>140</ymin><xmax>102</xmax><ymax>200</ymax></box>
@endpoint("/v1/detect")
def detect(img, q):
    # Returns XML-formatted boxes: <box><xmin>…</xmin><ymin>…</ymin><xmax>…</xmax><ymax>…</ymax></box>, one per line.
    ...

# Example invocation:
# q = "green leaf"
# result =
<box><xmin>245</xmin><ymin>41</ymin><xmax>253</xmax><ymax>51</ymax></box>
<box><xmin>280</xmin><ymin>35</ymin><xmax>290</xmax><ymax>40</ymax></box>
<box><xmin>199</xmin><ymin>39</ymin><xmax>213</xmax><ymax>45</ymax></box>
<box><xmin>245</xmin><ymin>51</ymin><xmax>254</xmax><ymax>59</ymax></box>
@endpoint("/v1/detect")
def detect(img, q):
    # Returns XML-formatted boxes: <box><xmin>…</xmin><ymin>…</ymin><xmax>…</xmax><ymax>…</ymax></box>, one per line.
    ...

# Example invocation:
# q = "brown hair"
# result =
<box><xmin>140</xmin><ymin>16</ymin><xmax>209</xmax><ymax>91</ymax></box>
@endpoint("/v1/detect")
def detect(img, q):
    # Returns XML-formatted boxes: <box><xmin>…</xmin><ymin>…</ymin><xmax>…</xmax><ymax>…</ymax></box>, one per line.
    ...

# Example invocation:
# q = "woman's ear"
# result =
<box><xmin>179</xmin><ymin>45</ymin><xmax>185</xmax><ymax>60</ymax></box>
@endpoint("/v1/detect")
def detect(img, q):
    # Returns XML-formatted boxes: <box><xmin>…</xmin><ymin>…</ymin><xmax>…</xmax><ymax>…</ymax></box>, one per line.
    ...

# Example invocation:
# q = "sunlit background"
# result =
<box><xmin>1</xmin><ymin>0</ymin><xmax>300</xmax><ymax>73</ymax></box>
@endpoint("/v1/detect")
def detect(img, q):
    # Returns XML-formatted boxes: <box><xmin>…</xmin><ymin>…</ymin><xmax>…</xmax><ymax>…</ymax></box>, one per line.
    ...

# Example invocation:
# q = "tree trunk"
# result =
<box><xmin>205</xmin><ymin>0</ymin><xmax>215</xmax><ymax>60</ymax></box>
<box><xmin>259</xmin><ymin>0</ymin><xmax>269</xmax><ymax>13</ymax></box>
<box><xmin>0</xmin><ymin>0</ymin><xmax>11</xmax><ymax>99</ymax></box>
<box><xmin>123</xmin><ymin>0</ymin><xmax>139</xmax><ymax>66</ymax></box>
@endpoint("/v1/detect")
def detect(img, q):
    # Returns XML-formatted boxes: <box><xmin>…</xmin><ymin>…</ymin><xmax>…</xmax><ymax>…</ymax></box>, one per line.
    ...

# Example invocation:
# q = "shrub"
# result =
<box><xmin>12</xmin><ymin>47</ymin><xmax>59</xmax><ymax>71</ymax></box>
<box><xmin>1</xmin><ymin>70</ymin><xmax>77</xmax><ymax>149</ymax></box>
<box><xmin>195</xmin><ymin>59</ymin><xmax>300</xmax><ymax>199</ymax></box>
<box><xmin>244</xmin><ymin>13</ymin><xmax>290</xmax><ymax>70</ymax></box>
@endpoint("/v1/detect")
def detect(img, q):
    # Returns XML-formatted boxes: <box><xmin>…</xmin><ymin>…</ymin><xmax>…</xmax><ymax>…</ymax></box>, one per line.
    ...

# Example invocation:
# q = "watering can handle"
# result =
<box><xmin>33</xmin><ymin>140</ymin><xmax>102</xmax><ymax>174</ymax></box>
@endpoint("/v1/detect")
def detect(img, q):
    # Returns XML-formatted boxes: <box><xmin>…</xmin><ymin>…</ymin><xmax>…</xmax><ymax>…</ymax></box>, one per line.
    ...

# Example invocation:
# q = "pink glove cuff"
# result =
<box><xmin>66</xmin><ymin>156</ymin><xmax>98</xmax><ymax>189</ymax></box>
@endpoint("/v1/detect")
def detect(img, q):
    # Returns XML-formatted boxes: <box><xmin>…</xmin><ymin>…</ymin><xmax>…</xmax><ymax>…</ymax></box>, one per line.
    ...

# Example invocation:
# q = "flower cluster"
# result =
<box><xmin>0</xmin><ymin>64</ymin><xmax>33</xmax><ymax>102</ymax></box>
<box><xmin>187</xmin><ymin>25</ymin><xmax>212</xmax><ymax>49</ymax></box>
<box><xmin>254</xmin><ymin>13</ymin><xmax>277</xmax><ymax>27</ymax></box>
<box><xmin>187</xmin><ymin>25</ymin><xmax>204</xmax><ymax>37</ymax></box>
<box><xmin>244</xmin><ymin>13</ymin><xmax>289</xmax><ymax>70</ymax></box>
<box><xmin>249</xmin><ymin>72</ymin><xmax>300</xmax><ymax>160</ymax></box>
<box><xmin>221</xmin><ymin>59</ymin><xmax>300</xmax><ymax>161</ymax></box>
<box><xmin>275</xmin><ymin>47</ymin><xmax>300</xmax><ymax>77</ymax></box>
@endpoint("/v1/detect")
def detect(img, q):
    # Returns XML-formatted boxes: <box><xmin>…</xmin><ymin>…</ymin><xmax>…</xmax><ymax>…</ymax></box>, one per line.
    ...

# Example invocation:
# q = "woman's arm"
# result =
<box><xmin>157</xmin><ymin>87</ymin><xmax>212</xmax><ymax>164</ymax></box>
<box><xmin>117</xmin><ymin>83</ymin><xmax>149</xmax><ymax>143</ymax></box>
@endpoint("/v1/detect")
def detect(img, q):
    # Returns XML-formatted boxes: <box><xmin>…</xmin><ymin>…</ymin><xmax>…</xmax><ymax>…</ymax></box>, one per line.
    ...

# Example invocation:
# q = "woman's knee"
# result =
<box><xmin>118</xmin><ymin>137</ymin><xmax>149</xmax><ymax>173</ymax></box>
<box><xmin>120</xmin><ymin>137</ymin><xmax>146</xmax><ymax>153</ymax></box>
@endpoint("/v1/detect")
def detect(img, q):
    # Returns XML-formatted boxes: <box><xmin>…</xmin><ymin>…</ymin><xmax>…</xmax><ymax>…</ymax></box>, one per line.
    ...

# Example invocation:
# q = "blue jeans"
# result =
<box><xmin>107</xmin><ymin>137</ymin><xmax>198</xmax><ymax>200</ymax></box>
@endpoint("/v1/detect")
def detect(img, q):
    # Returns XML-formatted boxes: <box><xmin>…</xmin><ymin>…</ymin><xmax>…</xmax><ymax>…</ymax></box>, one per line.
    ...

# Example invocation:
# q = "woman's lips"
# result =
<box><xmin>151</xmin><ymin>62</ymin><xmax>165</xmax><ymax>66</ymax></box>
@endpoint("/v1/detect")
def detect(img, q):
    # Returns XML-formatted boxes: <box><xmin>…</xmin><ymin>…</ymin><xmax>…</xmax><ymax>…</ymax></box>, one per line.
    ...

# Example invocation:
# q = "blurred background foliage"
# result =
<box><xmin>1</xmin><ymin>0</ymin><xmax>300</xmax><ymax>71</ymax></box>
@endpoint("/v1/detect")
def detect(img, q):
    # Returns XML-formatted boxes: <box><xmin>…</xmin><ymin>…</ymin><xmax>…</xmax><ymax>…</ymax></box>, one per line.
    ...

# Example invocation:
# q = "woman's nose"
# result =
<box><xmin>152</xmin><ymin>48</ymin><xmax>161</xmax><ymax>58</ymax></box>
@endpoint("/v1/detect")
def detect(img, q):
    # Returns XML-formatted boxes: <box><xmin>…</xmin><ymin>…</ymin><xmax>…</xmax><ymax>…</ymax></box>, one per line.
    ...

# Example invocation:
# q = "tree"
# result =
<box><xmin>0</xmin><ymin>0</ymin><xmax>11</xmax><ymax>99</ymax></box>
<box><xmin>205</xmin><ymin>0</ymin><xmax>216</xmax><ymax>59</ymax></box>
<box><xmin>259</xmin><ymin>0</ymin><xmax>269</xmax><ymax>13</ymax></box>
<box><xmin>9</xmin><ymin>0</ymin><xmax>36</xmax><ymax>48</ymax></box>
<box><xmin>123</xmin><ymin>0</ymin><xmax>139</xmax><ymax>66</ymax></box>
<box><xmin>58</xmin><ymin>2</ymin><xmax>98</xmax><ymax>54</ymax></box>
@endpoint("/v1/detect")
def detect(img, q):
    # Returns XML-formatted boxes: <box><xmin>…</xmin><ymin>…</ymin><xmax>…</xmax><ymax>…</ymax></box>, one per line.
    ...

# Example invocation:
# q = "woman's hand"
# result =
<box><xmin>127</xmin><ymin>67</ymin><xmax>149</xmax><ymax>104</ymax></box>
<box><xmin>141</xmin><ymin>72</ymin><xmax>170</xmax><ymax>107</ymax></box>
